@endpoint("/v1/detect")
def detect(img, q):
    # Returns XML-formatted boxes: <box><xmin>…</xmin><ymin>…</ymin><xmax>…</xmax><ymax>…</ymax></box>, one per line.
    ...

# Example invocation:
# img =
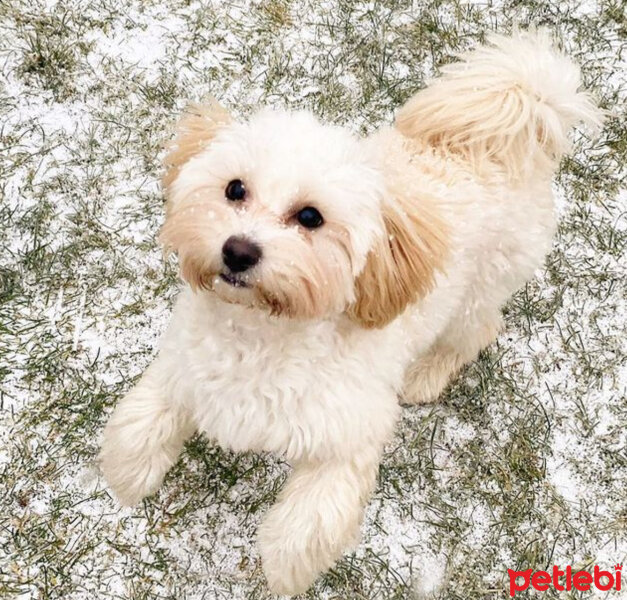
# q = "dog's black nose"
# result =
<box><xmin>222</xmin><ymin>235</ymin><xmax>262</xmax><ymax>273</ymax></box>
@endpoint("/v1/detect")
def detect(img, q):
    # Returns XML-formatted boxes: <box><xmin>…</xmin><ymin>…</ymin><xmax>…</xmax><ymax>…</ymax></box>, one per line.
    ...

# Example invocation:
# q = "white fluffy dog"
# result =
<box><xmin>100</xmin><ymin>31</ymin><xmax>600</xmax><ymax>594</ymax></box>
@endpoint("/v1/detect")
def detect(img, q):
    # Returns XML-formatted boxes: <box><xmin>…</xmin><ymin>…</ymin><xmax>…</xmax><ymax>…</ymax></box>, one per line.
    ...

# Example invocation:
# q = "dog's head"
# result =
<box><xmin>160</xmin><ymin>102</ymin><xmax>447</xmax><ymax>328</ymax></box>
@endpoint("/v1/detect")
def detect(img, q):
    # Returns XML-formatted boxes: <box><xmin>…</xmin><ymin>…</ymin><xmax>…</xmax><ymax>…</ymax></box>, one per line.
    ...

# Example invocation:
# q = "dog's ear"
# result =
<box><xmin>347</xmin><ymin>191</ymin><xmax>448</xmax><ymax>329</ymax></box>
<box><xmin>162</xmin><ymin>99</ymin><xmax>231</xmax><ymax>196</ymax></box>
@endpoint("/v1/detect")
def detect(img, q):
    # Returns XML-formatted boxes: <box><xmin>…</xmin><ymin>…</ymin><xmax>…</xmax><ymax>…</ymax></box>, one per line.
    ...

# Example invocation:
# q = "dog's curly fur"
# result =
<box><xmin>100</xmin><ymin>31</ymin><xmax>600</xmax><ymax>594</ymax></box>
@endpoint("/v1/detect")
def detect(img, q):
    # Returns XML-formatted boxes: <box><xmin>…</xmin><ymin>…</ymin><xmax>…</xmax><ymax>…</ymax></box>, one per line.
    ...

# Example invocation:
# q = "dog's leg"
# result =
<box><xmin>258</xmin><ymin>454</ymin><xmax>380</xmax><ymax>595</ymax></box>
<box><xmin>100</xmin><ymin>359</ymin><xmax>195</xmax><ymax>506</ymax></box>
<box><xmin>403</xmin><ymin>311</ymin><xmax>503</xmax><ymax>404</ymax></box>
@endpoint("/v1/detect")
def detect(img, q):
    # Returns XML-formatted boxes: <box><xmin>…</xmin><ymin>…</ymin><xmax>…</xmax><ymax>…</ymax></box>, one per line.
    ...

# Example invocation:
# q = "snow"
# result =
<box><xmin>1</xmin><ymin>0</ymin><xmax>625</xmax><ymax>598</ymax></box>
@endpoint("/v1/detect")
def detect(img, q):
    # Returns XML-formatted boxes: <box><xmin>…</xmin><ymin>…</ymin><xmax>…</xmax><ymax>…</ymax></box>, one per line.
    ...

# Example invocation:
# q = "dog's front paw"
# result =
<box><xmin>257</xmin><ymin>496</ymin><xmax>361</xmax><ymax>595</ymax></box>
<box><xmin>99</xmin><ymin>426</ymin><xmax>169</xmax><ymax>507</ymax></box>
<box><xmin>99</xmin><ymin>447</ymin><xmax>166</xmax><ymax>507</ymax></box>
<box><xmin>258</xmin><ymin>547</ymin><xmax>313</xmax><ymax>596</ymax></box>
<box><xmin>257</xmin><ymin>511</ymin><xmax>322</xmax><ymax>595</ymax></box>
<box><xmin>99</xmin><ymin>388</ymin><xmax>193</xmax><ymax>507</ymax></box>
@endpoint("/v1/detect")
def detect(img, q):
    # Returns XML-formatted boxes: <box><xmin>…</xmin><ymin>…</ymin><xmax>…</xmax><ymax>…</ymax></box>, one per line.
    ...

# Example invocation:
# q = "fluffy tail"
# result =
<box><xmin>395</xmin><ymin>30</ymin><xmax>603</xmax><ymax>181</ymax></box>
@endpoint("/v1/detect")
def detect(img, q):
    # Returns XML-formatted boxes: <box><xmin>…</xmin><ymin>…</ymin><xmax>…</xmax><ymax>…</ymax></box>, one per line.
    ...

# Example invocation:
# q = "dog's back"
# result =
<box><xmin>387</xmin><ymin>31</ymin><xmax>602</xmax><ymax>404</ymax></box>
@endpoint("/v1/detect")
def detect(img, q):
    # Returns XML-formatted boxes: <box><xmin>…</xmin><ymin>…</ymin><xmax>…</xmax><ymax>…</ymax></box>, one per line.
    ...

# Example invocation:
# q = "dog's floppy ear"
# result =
<box><xmin>347</xmin><ymin>191</ymin><xmax>448</xmax><ymax>329</ymax></box>
<box><xmin>162</xmin><ymin>99</ymin><xmax>231</xmax><ymax>196</ymax></box>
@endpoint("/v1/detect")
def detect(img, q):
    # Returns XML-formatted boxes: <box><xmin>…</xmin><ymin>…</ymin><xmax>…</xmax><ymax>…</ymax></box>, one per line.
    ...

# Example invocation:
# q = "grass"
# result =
<box><xmin>0</xmin><ymin>0</ymin><xmax>625</xmax><ymax>598</ymax></box>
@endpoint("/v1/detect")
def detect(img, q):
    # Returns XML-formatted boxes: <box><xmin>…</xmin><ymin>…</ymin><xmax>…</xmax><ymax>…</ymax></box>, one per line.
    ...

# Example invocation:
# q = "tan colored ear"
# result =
<box><xmin>162</xmin><ymin>99</ymin><xmax>231</xmax><ymax>195</ymax></box>
<box><xmin>347</xmin><ymin>193</ymin><xmax>448</xmax><ymax>329</ymax></box>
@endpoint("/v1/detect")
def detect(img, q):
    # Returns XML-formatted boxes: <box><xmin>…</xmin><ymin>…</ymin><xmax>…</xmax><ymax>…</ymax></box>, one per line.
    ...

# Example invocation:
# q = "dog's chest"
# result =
<box><xmin>166</xmin><ymin>294</ymin><xmax>405</xmax><ymax>459</ymax></box>
<box><xmin>189</xmin><ymin>316</ymin><xmax>336</xmax><ymax>399</ymax></box>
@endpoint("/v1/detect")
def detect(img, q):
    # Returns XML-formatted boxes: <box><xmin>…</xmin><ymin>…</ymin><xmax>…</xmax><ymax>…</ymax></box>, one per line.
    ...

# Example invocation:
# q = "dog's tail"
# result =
<box><xmin>395</xmin><ymin>30</ymin><xmax>602</xmax><ymax>181</ymax></box>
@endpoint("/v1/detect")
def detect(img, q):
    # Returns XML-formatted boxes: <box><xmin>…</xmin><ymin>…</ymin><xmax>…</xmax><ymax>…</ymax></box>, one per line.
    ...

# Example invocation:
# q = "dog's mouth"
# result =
<box><xmin>219</xmin><ymin>272</ymin><xmax>250</xmax><ymax>288</ymax></box>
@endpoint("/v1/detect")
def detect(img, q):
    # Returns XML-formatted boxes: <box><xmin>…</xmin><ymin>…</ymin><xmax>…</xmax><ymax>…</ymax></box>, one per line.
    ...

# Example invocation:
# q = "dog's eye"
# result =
<box><xmin>296</xmin><ymin>207</ymin><xmax>324</xmax><ymax>229</ymax></box>
<box><xmin>225</xmin><ymin>179</ymin><xmax>246</xmax><ymax>201</ymax></box>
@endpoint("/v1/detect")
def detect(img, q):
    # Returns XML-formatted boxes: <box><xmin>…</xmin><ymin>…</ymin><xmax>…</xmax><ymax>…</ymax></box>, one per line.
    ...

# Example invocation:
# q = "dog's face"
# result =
<box><xmin>161</xmin><ymin>103</ymin><xmax>448</xmax><ymax>328</ymax></box>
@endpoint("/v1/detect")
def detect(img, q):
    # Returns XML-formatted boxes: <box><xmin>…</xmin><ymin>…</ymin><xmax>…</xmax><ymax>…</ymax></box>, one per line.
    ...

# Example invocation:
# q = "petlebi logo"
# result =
<box><xmin>508</xmin><ymin>563</ymin><xmax>622</xmax><ymax>597</ymax></box>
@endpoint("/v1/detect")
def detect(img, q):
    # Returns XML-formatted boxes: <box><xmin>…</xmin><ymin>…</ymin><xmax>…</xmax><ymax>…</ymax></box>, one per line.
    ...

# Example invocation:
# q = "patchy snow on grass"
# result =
<box><xmin>1</xmin><ymin>0</ymin><xmax>625</xmax><ymax>599</ymax></box>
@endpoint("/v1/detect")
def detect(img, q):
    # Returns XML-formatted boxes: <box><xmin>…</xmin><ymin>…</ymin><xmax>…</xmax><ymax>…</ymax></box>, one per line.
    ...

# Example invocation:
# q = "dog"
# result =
<box><xmin>100</xmin><ymin>30</ymin><xmax>600</xmax><ymax>595</ymax></box>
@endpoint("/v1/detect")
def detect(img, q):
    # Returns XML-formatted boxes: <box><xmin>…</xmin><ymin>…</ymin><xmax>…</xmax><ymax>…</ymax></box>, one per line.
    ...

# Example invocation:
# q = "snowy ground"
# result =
<box><xmin>1</xmin><ymin>0</ymin><xmax>625</xmax><ymax>599</ymax></box>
